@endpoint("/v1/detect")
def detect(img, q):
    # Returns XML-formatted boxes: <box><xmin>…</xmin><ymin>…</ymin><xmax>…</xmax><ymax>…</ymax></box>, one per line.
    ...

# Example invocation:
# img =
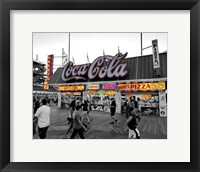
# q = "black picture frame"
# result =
<box><xmin>0</xmin><ymin>0</ymin><xmax>199</xmax><ymax>171</ymax></box>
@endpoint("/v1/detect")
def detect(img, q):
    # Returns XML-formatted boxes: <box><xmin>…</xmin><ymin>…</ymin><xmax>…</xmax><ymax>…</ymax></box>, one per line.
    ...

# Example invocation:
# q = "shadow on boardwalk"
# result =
<box><xmin>33</xmin><ymin>108</ymin><xmax>167</xmax><ymax>139</ymax></box>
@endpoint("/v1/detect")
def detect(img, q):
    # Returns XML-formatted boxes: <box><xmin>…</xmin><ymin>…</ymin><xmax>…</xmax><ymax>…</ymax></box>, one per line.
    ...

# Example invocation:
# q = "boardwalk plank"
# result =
<box><xmin>34</xmin><ymin>108</ymin><xmax>167</xmax><ymax>139</ymax></box>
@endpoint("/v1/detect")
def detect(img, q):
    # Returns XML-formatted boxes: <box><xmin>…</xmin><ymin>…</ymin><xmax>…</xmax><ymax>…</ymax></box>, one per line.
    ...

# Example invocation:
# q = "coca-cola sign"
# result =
<box><xmin>61</xmin><ymin>52</ymin><xmax>128</xmax><ymax>82</ymax></box>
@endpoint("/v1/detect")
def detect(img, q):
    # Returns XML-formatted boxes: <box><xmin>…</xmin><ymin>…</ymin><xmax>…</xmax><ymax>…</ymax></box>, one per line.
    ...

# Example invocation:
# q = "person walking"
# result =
<box><xmin>70</xmin><ymin>100</ymin><xmax>87</xmax><ymax>139</ymax></box>
<box><xmin>62</xmin><ymin>117</ymin><xmax>74</xmax><ymax>139</ymax></box>
<box><xmin>62</xmin><ymin>98</ymin><xmax>77</xmax><ymax>139</ymax></box>
<box><xmin>34</xmin><ymin>98</ymin><xmax>50</xmax><ymax>139</ymax></box>
<box><xmin>125</xmin><ymin>107</ymin><xmax>141</xmax><ymax>139</ymax></box>
<box><xmin>68</xmin><ymin>98</ymin><xmax>76</xmax><ymax>121</ymax></box>
<box><xmin>82</xmin><ymin>100</ymin><xmax>92</xmax><ymax>123</ymax></box>
<box><xmin>110</xmin><ymin>98</ymin><xmax>118</xmax><ymax>125</ymax></box>
<box><xmin>123</xmin><ymin>99</ymin><xmax>128</xmax><ymax>116</ymax></box>
<box><xmin>34</xmin><ymin>98</ymin><xmax>41</xmax><ymax>114</ymax></box>
<box><xmin>133</xmin><ymin>96</ymin><xmax>140</xmax><ymax>116</ymax></box>
<box><xmin>126</xmin><ymin>98</ymin><xmax>134</xmax><ymax>118</ymax></box>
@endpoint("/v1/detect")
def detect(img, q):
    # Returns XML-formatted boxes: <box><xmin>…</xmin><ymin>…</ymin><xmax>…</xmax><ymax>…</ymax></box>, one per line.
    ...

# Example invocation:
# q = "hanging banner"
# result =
<box><xmin>46</xmin><ymin>54</ymin><xmax>54</xmax><ymax>81</ymax></box>
<box><xmin>98</xmin><ymin>90</ymin><xmax>106</xmax><ymax>95</ymax></box>
<box><xmin>141</xmin><ymin>94</ymin><xmax>151</xmax><ymax>99</ymax></box>
<box><xmin>159</xmin><ymin>91</ymin><xmax>167</xmax><ymax>117</ymax></box>
<box><xmin>74</xmin><ymin>92</ymin><xmax>81</xmax><ymax>95</ymax></box>
<box><xmin>43</xmin><ymin>79</ymin><xmax>49</xmax><ymax>90</ymax></box>
<box><xmin>88</xmin><ymin>91</ymin><xmax>96</xmax><ymax>95</ymax></box>
<box><xmin>125</xmin><ymin>94</ymin><xmax>134</xmax><ymax>98</ymax></box>
<box><xmin>152</xmin><ymin>39</ymin><xmax>160</xmax><ymax>69</ymax></box>
<box><xmin>44</xmin><ymin>85</ymin><xmax>49</xmax><ymax>90</ymax></box>
<box><xmin>107</xmin><ymin>90</ymin><xmax>116</xmax><ymax>95</ymax></box>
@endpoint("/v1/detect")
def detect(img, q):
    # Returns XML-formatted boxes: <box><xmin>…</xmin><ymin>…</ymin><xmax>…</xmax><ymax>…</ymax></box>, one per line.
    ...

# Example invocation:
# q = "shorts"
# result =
<box><xmin>38</xmin><ymin>126</ymin><xmax>49</xmax><ymax>139</ymax></box>
<box><xmin>110</xmin><ymin>111</ymin><xmax>115</xmax><ymax>116</ymax></box>
<box><xmin>128</xmin><ymin>128</ymin><xmax>140</xmax><ymax>139</ymax></box>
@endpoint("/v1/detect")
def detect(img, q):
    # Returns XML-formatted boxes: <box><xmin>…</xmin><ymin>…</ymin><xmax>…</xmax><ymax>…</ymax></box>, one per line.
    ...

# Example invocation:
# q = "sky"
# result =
<box><xmin>33</xmin><ymin>32</ymin><xmax>167</xmax><ymax>73</ymax></box>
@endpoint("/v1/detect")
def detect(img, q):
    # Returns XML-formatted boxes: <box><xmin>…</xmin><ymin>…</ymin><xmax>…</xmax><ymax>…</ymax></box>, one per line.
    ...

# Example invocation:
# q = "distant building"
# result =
<box><xmin>33</xmin><ymin>60</ymin><xmax>46</xmax><ymax>91</ymax></box>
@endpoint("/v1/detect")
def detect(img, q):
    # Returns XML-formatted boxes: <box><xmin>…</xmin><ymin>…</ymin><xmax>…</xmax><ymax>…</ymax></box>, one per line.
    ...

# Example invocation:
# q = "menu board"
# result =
<box><xmin>159</xmin><ymin>91</ymin><xmax>167</xmax><ymax>117</ymax></box>
<box><xmin>115</xmin><ymin>92</ymin><xmax>121</xmax><ymax>113</ymax></box>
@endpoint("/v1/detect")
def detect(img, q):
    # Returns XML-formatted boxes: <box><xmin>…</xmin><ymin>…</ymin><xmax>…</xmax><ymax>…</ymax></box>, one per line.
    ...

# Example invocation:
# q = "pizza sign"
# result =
<box><xmin>61</xmin><ymin>53</ymin><xmax>128</xmax><ymax>82</ymax></box>
<box><xmin>152</xmin><ymin>39</ymin><xmax>160</xmax><ymax>69</ymax></box>
<box><xmin>117</xmin><ymin>82</ymin><xmax>165</xmax><ymax>91</ymax></box>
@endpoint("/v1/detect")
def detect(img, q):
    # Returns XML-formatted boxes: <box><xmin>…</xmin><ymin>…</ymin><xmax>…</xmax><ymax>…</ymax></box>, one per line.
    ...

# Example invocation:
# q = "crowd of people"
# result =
<box><xmin>33</xmin><ymin>95</ymin><xmax>142</xmax><ymax>139</ymax></box>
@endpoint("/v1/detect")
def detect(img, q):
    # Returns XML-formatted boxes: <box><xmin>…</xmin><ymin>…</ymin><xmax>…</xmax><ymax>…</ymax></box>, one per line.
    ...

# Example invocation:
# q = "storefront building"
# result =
<box><xmin>48</xmin><ymin>52</ymin><xmax>167</xmax><ymax>117</ymax></box>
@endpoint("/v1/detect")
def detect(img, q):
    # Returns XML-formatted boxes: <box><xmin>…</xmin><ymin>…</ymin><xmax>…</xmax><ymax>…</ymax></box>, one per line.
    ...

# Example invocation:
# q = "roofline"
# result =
<box><xmin>48</xmin><ymin>78</ymin><xmax>167</xmax><ymax>86</ymax></box>
<box><xmin>52</xmin><ymin>52</ymin><xmax>167</xmax><ymax>71</ymax></box>
<box><xmin>126</xmin><ymin>51</ymin><xmax>167</xmax><ymax>59</ymax></box>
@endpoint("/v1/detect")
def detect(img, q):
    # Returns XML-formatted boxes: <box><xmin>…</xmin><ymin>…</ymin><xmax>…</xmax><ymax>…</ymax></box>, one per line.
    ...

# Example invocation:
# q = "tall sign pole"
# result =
<box><xmin>141</xmin><ymin>33</ymin><xmax>143</xmax><ymax>56</ymax></box>
<box><xmin>62</xmin><ymin>48</ymin><xmax>64</xmax><ymax>66</ymax></box>
<box><xmin>87</xmin><ymin>53</ymin><xmax>90</xmax><ymax>63</ymax></box>
<box><xmin>68</xmin><ymin>33</ymin><xmax>70</xmax><ymax>62</ymax></box>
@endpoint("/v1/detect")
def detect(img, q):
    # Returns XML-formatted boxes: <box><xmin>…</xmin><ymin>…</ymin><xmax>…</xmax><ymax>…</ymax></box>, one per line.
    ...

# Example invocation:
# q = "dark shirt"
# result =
<box><xmin>70</xmin><ymin>100</ymin><xmax>76</xmax><ymax>110</ymax></box>
<box><xmin>110</xmin><ymin>100</ymin><xmax>116</xmax><ymax>113</ymax></box>
<box><xmin>82</xmin><ymin>102</ymin><xmax>88</xmax><ymax>111</ymax></box>
<box><xmin>34</xmin><ymin>100</ymin><xmax>40</xmax><ymax>114</ymax></box>
<box><xmin>127</xmin><ymin>112</ymin><xmax>141</xmax><ymax>130</ymax></box>
<box><xmin>134</xmin><ymin>101</ymin><xmax>138</xmax><ymax>108</ymax></box>
<box><xmin>111</xmin><ymin>101</ymin><xmax>116</xmax><ymax>108</ymax></box>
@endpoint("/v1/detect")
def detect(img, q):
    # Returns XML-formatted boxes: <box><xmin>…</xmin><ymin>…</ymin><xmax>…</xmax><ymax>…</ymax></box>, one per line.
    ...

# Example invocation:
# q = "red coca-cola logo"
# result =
<box><xmin>61</xmin><ymin>52</ymin><xmax>128</xmax><ymax>82</ymax></box>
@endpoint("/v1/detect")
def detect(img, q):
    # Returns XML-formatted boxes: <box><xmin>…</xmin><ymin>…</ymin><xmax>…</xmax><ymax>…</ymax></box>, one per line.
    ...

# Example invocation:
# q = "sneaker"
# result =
<box><xmin>62</xmin><ymin>136</ymin><xmax>67</xmax><ymax>139</ymax></box>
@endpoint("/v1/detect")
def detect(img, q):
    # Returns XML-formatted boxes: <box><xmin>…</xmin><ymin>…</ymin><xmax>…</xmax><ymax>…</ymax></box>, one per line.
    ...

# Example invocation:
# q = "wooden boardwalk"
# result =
<box><xmin>33</xmin><ymin>107</ymin><xmax>167</xmax><ymax>139</ymax></box>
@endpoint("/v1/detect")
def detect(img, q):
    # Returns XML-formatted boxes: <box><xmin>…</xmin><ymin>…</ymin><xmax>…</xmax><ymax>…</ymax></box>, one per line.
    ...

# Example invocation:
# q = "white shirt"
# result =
<box><xmin>35</xmin><ymin>105</ymin><xmax>50</xmax><ymax>128</ymax></box>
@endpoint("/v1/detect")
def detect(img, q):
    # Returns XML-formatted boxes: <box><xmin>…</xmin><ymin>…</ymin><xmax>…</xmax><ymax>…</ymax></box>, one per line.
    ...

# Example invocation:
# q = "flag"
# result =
<box><xmin>87</xmin><ymin>53</ymin><xmax>90</xmax><ymax>63</ymax></box>
<box><xmin>118</xmin><ymin>46</ymin><xmax>120</xmax><ymax>53</ymax></box>
<box><xmin>72</xmin><ymin>57</ymin><xmax>75</xmax><ymax>65</ymax></box>
<box><xmin>62</xmin><ymin>48</ymin><xmax>68</xmax><ymax>66</ymax></box>
<box><xmin>103</xmin><ymin>50</ymin><xmax>105</xmax><ymax>56</ymax></box>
